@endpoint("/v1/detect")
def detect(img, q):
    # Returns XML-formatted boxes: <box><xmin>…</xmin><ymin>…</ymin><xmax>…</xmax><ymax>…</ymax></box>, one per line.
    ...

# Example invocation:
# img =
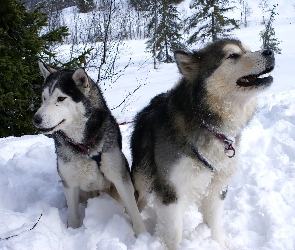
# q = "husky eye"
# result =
<box><xmin>228</xmin><ymin>53</ymin><xmax>240</xmax><ymax>59</ymax></box>
<box><xmin>57</xmin><ymin>96</ymin><xmax>67</xmax><ymax>102</ymax></box>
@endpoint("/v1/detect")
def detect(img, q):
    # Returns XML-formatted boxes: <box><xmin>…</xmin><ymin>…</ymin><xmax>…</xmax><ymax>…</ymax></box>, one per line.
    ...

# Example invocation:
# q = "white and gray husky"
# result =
<box><xmin>131</xmin><ymin>39</ymin><xmax>275</xmax><ymax>249</ymax></box>
<box><xmin>33</xmin><ymin>62</ymin><xmax>146</xmax><ymax>235</ymax></box>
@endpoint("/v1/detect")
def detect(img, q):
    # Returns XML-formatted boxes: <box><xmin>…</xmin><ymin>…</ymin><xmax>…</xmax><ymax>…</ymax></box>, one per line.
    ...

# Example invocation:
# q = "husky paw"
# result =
<box><xmin>133</xmin><ymin>222</ymin><xmax>147</xmax><ymax>236</ymax></box>
<box><xmin>224</xmin><ymin>238</ymin><xmax>233</xmax><ymax>250</ymax></box>
<box><xmin>216</xmin><ymin>235</ymin><xmax>232</xmax><ymax>250</ymax></box>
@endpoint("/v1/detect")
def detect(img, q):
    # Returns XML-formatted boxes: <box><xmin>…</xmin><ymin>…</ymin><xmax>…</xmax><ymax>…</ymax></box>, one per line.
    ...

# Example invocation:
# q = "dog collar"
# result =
<box><xmin>55</xmin><ymin>131</ymin><xmax>98</xmax><ymax>155</ymax></box>
<box><xmin>200</xmin><ymin>123</ymin><xmax>235</xmax><ymax>158</ymax></box>
<box><xmin>75</xmin><ymin>142</ymin><xmax>91</xmax><ymax>155</ymax></box>
<box><xmin>73</xmin><ymin>135</ymin><xmax>98</xmax><ymax>155</ymax></box>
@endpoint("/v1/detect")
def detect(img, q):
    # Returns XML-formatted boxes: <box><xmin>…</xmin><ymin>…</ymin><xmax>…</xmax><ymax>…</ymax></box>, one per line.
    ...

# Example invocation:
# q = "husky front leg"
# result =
<box><xmin>113</xmin><ymin>173</ymin><xmax>147</xmax><ymax>236</ymax></box>
<box><xmin>155</xmin><ymin>199</ymin><xmax>184</xmax><ymax>250</ymax></box>
<box><xmin>200</xmin><ymin>183</ymin><xmax>228</xmax><ymax>248</ymax></box>
<box><xmin>100</xmin><ymin>149</ymin><xmax>146</xmax><ymax>236</ymax></box>
<box><xmin>64</xmin><ymin>186</ymin><xmax>80</xmax><ymax>228</ymax></box>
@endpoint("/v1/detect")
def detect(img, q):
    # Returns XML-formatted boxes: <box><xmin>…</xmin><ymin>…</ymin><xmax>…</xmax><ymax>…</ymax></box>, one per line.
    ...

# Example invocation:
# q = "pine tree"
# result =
<box><xmin>146</xmin><ymin>0</ymin><xmax>184</xmax><ymax>67</ymax></box>
<box><xmin>186</xmin><ymin>0</ymin><xmax>239</xmax><ymax>45</ymax></box>
<box><xmin>259</xmin><ymin>4</ymin><xmax>281</xmax><ymax>54</ymax></box>
<box><xmin>0</xmin><ymin>0</ymin><xmax>70</xmax><ymax>137</ymax></box>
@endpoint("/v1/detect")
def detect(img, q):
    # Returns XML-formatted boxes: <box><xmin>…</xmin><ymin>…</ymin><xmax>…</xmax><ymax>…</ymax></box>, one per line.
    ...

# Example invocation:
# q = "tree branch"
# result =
<box><xmin>0</xmin><ymin>214</ymin><xmax>42</xmax><ymax>241</ymax></box>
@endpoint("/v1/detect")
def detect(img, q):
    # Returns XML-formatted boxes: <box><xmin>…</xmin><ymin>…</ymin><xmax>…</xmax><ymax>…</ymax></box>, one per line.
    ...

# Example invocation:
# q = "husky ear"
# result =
<box><xmin>38</xmin><ymin>60</ymin><xmax>56</xmax><ymax>78</ymax></box>
<box><xmin>174</xmin><ymin>50</ymin><xmax>198</xmax><ymax>82</ymax></box>
<box><xmin>72</xmin><ymin>68</ymin><xmax>91</xmax><ymax>91</ymax></box>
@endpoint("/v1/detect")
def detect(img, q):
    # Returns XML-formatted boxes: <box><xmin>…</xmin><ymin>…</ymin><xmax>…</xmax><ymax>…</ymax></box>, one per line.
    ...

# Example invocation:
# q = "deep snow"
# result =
<box><xmin>0</xmin><ymin>1</ymin><xmax>295</xmax><ymax>249</ymax></box>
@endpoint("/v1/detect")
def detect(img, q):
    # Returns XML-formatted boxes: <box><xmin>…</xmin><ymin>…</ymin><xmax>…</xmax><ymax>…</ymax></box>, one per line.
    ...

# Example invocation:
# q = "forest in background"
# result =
<box><xmin>0</xmin><ymin>0</ymin><xmax>284</xmax><ymax>137</ymax></box>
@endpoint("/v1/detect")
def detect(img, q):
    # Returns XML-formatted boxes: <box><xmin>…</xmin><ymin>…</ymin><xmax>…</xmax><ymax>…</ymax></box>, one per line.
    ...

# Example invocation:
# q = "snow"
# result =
<box><xmin>1</xmin><ymin>2</ymin><xmax>295</xmax><ymax>249</ymax></box>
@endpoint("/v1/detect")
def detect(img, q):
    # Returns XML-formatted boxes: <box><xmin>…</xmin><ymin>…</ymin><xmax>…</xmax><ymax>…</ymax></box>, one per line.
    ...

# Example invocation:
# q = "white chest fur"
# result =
<box><xmin>57</xmin><ymin>149</ymin><xmax>110</xmax><ymax>192</ymax></box>
<box><xmin>170</xmin><ymin>149</ymin><xmax>237</xmax><ymax>206</ymax></box>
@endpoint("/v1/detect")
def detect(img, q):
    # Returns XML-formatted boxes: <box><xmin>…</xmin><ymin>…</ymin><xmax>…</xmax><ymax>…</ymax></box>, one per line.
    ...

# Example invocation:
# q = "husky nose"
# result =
<box><xmin>262</xmin><ymin>49</ymin><xmax>273</xmax><ymax>56</ymax></box>
<box><xmin>33</xmin><ymin>114</ymin><xmax>42</xmax><ymax>125</ymax></box>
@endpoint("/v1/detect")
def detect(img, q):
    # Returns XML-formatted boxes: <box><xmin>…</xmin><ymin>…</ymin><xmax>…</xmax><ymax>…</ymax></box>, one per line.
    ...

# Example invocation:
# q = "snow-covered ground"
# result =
<box><xmin>0</xmin><ymin>2</ymin><xmax>295</xmax><ymax>249</ymax></box>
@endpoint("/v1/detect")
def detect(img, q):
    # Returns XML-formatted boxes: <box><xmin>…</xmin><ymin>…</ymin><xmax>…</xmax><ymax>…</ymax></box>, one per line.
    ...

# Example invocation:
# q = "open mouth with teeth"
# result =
<box><xmin>237</xmin><ymin>66</ymin><xmax>274</xmax><ymax>87</ymax></box>
<box><xmin>39</xmin><ymin>119</ymin><xmax>65</xmax><ymax>133</ymax></box>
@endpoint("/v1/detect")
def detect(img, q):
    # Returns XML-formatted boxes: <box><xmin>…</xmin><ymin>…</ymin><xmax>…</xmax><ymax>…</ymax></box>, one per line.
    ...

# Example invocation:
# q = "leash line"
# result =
<box><xmin>118</xmin><ymin>121</ymin><xmax>134</xmax><ymax>126</ymax></box>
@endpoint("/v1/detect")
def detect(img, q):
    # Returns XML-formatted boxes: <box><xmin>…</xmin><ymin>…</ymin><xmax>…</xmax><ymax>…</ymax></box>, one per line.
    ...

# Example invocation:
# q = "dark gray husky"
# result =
<box><xmin>33</xmin><ymin>62</ymin><xmax>145</xmax><ymax>235</ymax></box>
<box><xmin>131</xmin><ymin>39</ymin><xmax>275</xmax><ymax>249</ymax></box>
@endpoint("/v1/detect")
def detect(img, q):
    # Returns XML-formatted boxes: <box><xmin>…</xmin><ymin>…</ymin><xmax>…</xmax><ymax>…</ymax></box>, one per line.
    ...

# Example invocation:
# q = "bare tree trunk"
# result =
<box><xmin>97</xmin><ymin>0</ymin><xmax>114</xmax><ymax>83</ymax></box>
<box><xmin>153</xmin><ymin>0</ymin><xmax>157</xmax><ymax>69</ymax></box>
<box><xmin>163</xmin><ymin>2</ymin><xmax>169</xmax><ymax>63</ymax></box>
<box><xmin>211</xmin><ymin>8</ymin><xmax>216</xmax><ymax>42</ymax></box>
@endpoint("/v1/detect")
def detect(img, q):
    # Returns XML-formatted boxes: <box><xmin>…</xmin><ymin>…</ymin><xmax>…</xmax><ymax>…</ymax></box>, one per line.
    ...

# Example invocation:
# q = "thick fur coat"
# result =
<box><xmin>131</xmin><ymin>39</ymin><xmax>275</xmax><ymax>249</ymax></box>
<box><xmin>33</xmin><ymin>63</ymin><xmax>146</xmax><ymax>235</ymax></box>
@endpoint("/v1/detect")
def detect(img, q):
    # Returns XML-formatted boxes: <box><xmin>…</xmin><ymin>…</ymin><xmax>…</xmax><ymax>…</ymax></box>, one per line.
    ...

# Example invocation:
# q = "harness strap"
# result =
<box><xmin>55</xmin><ymin>131</ymin><xmax>102</xmax><ymax>171</ymax></box>
<box><xmin>190</xmin><ymin>144</ymin><xmax>214</xmax><ymax>172</ymax></box>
